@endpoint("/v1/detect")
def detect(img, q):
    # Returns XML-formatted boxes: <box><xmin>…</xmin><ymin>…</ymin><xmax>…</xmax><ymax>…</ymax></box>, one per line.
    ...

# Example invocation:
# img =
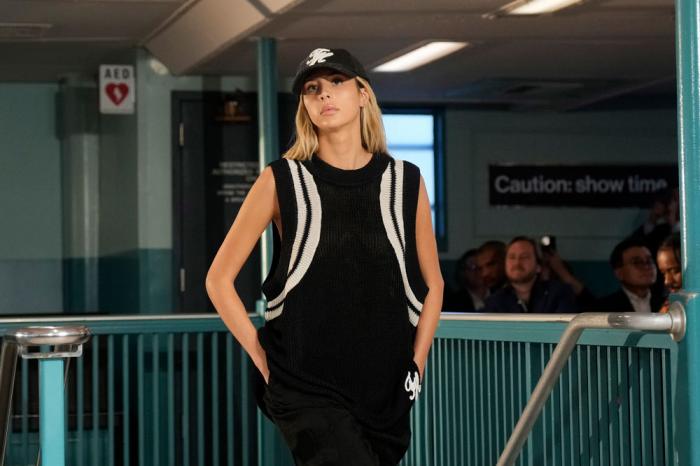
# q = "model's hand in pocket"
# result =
<box><xmin>253</xmin><ymin>346</ymin><xmax>270</xmax><ymax>385</ymax></box>
<box><xmin>413</xmin><ymin>357</ymin><xmax>425</xmax><ymax>382</ymax></box>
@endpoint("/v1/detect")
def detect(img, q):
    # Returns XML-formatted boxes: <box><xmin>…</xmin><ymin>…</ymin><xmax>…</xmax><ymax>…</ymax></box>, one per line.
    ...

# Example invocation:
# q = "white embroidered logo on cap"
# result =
<box><xmin>306</xmin><ymin>48</ymin><xmax>334</xmax><ymax>66</ymax></box>
<box><xmin>404</xmin><ymin>370</ymin><xmax>421</xmax><ymax>401</ymax></box>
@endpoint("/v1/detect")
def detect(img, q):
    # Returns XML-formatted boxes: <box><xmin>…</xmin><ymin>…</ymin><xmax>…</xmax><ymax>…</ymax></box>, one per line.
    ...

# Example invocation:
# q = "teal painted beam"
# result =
<box><xmin>257</xmin><ymin>37</ymin><xmax>279</xmax><ymax>167</ymax></box>
<box><xmin>40</xmin><ymin>359</ymin><xmax>66</xmax><ymax>466</ymax></box>
<box><xmin>256</xmin><ymin>37</ymin><xmax>280</xmax><ymax>466</ymax></box>
<box><xmin>675</xmin><ymin>0</ymin><xmax>700</xmax><ymax>463</ymax></box>
<box><xmin>257</xmin><ymin>37</ymin><xmax>279</xmax><ymax>299</ymax></box>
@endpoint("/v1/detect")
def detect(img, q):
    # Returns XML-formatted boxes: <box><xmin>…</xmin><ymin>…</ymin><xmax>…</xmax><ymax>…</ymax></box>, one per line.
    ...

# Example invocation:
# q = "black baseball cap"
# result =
<box><xmin>292</xmin><ymin>47</ymin><xmax>370</xmax><ymax>97</ymax></box>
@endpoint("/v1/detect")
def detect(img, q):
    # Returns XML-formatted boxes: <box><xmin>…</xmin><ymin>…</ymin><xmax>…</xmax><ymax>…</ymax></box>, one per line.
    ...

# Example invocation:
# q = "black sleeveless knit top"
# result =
<box><xmin>255</xmin><ymin>152</ymin><xmax>428</xmax><ymax>429</ymax></box>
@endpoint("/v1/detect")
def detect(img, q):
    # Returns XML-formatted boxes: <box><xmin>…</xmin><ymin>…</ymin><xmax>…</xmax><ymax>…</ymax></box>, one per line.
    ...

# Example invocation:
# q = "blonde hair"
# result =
<box><xmin>282</xmin><ymin>77</ymin><xmax>388</xmax><ymax>161</ymax></box>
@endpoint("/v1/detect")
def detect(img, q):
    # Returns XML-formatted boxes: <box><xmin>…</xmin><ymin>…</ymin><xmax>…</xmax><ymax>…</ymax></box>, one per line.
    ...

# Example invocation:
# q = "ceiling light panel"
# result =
<box><xmin>373</xmin><ymin>41</ymin><xmax>468</xmax><ymax>72</ymax></box>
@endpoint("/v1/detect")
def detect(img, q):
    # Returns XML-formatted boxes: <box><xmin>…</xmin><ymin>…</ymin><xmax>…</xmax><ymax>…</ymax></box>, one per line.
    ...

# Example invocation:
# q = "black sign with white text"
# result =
<box><xmin>489</xmin><ymin>165</ymin><xmax>677</xmax><ymax>207</ymax></box>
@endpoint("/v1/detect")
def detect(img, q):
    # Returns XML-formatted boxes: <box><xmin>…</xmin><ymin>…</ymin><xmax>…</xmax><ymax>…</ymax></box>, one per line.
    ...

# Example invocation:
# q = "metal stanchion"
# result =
<box><xmin>4</xmin><ymin>326</ymin><xmax>90</xmax><ymax>466</ymax></box>
<box><xmin>0</xmin><ymin>340</ymin><xmax>19</xmax><ymax>466</ymax></box>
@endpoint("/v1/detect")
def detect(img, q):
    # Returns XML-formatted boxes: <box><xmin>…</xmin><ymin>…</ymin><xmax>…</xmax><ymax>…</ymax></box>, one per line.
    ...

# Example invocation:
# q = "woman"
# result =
<box><xmin>656</xmin><ymin>233</ymin><xmax>682</xmax><ymax>313</ymax></box>
<box><xmin>206</xmin><ymin>47</ymin><xmax>443</xmax><ymax>465</ymax></box>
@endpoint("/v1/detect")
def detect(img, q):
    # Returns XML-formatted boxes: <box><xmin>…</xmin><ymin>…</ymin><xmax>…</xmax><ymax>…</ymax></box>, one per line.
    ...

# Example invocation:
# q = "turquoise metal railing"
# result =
<box><xmin>0</xmin><ymin>313</ymin><xmax>679</xmax><ymax>466</ymax></box>
<box><xmin>0</xmin><ymin>315</ymin><xmax>259</xmax><ymax>466</ymax></box>
<box><xmin>496</xmin><ymin>309</ymin><xmax>684</xmax><ymax>466</ymax></box>
<box><xmin>400</xmin><ymin>317</ymin><xmax>678</xmax><ymax>466</ymax></box>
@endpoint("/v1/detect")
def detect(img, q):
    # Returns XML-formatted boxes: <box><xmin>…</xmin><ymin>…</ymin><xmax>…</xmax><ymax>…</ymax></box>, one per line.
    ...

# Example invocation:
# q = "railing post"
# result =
<box><xmin>675</xmin><ymin>0</ymin><xmax>700</xmax><ymax>463</ymax></box>
<box><xmin>0</xmin><ymin>341</ymin><xmax>19</xmax><ymax>466</ymax></box>
<box><xmin>39</xmin><ymin>359</ymin><xmax>65</xmax><ymax>466</ymax></box>
<box><xmin>256</xmin><ymin>36</ymin><xmax>280</xmax><ymax>466</ymax></box>
<box><xmin>5</xmin><ymin>326</ymin><xmax>90</xmax><ymax>466</ymax></box>
<box><xmin>257</xmin><ymin>35</ymin><xmax>279</xmax><ymax>317</ymax></box>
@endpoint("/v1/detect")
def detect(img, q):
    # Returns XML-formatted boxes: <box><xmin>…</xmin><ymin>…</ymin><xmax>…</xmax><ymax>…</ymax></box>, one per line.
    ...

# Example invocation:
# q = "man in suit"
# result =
<box><xmin>442</xmin><ymin>249</ymin><xmax>489</xmax><ymax>312</ymax></box>
<box><xmin>476</xmin><ymin>240</ymin><xmax>507</xmax><ymax>292</ymax></box>
<box><xmin>596</xmin><ymin>237</ymin><xmax>664</xmax><ymax>313</ymax></box>
<box><xmin>484</xmin><ymin>236</ymin><xmax>577</xmax><ymax>313</ymax></box>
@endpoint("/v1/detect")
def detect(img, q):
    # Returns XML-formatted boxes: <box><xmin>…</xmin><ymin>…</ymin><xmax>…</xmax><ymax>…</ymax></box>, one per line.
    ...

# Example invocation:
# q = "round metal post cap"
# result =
<box><xmin>5</xmin><ymin>326</ymin><xmax>91</xmax><ymax>346</ymax></box>
<box><xmin>668</xmin><ymin>301</ymin><xmax>687</xmax><ymax>342</ymax></box>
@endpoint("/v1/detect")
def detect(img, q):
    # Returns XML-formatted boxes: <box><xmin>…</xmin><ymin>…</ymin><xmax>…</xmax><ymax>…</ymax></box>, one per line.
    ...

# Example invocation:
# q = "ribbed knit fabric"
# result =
<box><xmin>256</xmin><ymin>152</ymin><xmax>429</xmax><ymax>430</ymax></box>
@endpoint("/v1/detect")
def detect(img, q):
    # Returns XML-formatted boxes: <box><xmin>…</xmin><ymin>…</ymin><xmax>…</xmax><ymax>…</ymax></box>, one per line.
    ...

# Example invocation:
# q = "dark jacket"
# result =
<box><xmin>442</xmin><ymin>286</ymin><xmax>476</xmax><ymax>312</ymax></box>
<box><xmin>483</xmin><ymin>279</ymin><xmax>578</xmax><ymax>313</ymax></box>
<box><xmin>594</xmin><ymin>288</ymin><xmax>665</xmax><ymax>313</ymax></box>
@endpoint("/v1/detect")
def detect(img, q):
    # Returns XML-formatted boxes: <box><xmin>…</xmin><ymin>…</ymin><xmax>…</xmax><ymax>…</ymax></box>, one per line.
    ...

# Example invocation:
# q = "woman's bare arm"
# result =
<box><xmin>205</xmin><ymin>166</ymin><xmax>278</xmax><ymax>383</ymax></box>
<box><xmin>412</xmin><ymin>175</ymin><xmax>444</xmax><ymax>380</ymax></box>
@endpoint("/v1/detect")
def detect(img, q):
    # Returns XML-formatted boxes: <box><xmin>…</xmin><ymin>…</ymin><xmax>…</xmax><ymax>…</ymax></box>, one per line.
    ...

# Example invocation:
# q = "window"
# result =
<box><xmin>382</xmin><ymin>110</ymin><xmax>446</xmax><ymax>250</ymax></box>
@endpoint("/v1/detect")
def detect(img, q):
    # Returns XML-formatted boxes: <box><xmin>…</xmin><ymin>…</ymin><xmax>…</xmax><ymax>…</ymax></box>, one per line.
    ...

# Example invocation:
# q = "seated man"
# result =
<box><xmin>443</xmin><ymin>249</ymin><xmax>488</xmax><ymax>312</ymax></box>
<box><xmin>595</xmin><ymin>237</ymin><xmax>664</xmax><ymax>313</ymax></box>
<box><xmin>476</xmin><ymin>240</ymin><xmax>507</xmax><ymax>293</ymax></box>
<box><xmin>484</xmin><ymin>236</ymin><xmax>577</xmax><ymax>313</ymax></box>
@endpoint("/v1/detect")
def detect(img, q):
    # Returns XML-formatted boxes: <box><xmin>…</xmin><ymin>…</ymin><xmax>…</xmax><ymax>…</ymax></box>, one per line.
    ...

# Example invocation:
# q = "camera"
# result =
<box><xmin>540</xmin><ymin>235</ymin><xmax>556</xmax><ymax>253</ymax></box>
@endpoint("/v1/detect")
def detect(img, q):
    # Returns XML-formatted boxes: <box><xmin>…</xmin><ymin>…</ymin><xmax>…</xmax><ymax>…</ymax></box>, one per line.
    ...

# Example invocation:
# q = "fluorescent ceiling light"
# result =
<box><xmin>504</xmin><ymin>0</ymin><xmax>583</xmax><ymax>15</ymax></box>
<box><xmin>373</xmin><ymin>42</ymin><xmax>468</xmax><ymax>72</ymax></box>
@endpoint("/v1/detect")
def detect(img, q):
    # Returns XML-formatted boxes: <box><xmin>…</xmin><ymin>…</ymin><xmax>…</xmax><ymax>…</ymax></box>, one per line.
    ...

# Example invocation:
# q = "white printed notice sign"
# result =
<box><xmin>99</xmin><ymin>65</ymin><xmax>135</xmax><ymax>114</ymax></box>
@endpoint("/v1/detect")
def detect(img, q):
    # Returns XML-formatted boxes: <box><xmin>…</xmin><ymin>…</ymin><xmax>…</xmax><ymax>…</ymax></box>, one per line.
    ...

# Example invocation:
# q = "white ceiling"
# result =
<box><xmin>0</xmin><ymin>0</ymin><xmax>676</xmax><ymax>109</ymax></box>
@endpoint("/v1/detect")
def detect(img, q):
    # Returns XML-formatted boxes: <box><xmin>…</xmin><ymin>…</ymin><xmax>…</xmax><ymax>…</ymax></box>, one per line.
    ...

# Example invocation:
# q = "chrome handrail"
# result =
<box><xmin>492</xmin><ymin>304</ymin><xmax>686</xmax><ymax>466</ymax></box>
<box><xmin>440</xmin><ymin>311</ymin><xmax>577</xmax><ymax>323</ymax></box>
<box><xmin>0</xmin><ymin>311</ymin><xmax>574</xmax><ymax>324</ymax></box>
<box><xmin>0</xmin><ymin>314</ymin><xmax>225</xmax><ymax>324</ymax></box>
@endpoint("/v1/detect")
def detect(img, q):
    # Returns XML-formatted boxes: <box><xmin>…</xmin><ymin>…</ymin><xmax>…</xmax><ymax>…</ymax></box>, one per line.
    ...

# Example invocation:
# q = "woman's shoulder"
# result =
<box><xmin>384</xmin><ymin>154</ymin><xmax>422</xmax><ymax>183</ymax></box>
<box><xmin>384</xmin><ymin>153</ymin><xmax>420</xmax><ymax>174</ymax></box>
<box><xmin>266</xmin><ymin>155</ymin><xmax>315</xmax><ymax>169</ymax></box>
<box><xmin>265</xmin><ymin>157</ymin><xmax>291</xmax><ymax>169</ymax></box>
<box><xmin>264</xmin><ymin>157</ymin><xmax>298</xmax><ymax>178</ymax></box>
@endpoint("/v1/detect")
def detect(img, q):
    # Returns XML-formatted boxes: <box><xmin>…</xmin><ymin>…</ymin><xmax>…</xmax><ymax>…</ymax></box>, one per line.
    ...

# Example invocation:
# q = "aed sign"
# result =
<box><xmin>99</xmin><ymin>65</ymin><xmax>135</xmax><ymax>114</ymax></box>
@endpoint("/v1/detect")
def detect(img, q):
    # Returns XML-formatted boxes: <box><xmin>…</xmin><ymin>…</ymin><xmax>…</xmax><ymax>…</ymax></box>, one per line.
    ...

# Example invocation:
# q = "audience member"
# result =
<box><xmin>476</xmin><ymin>241</ymin><xmax>507</xmax><ymax>292</ymax></box>
<box><xmin>656</xmin><ymin>233</ymin><xmax>682</xmax><ymax>314</ymax></box>
<box><xmin>483</xmin><ymin>237</ymin><xmax>577</xmax><ymax>313</ymax></box>
<box><xmin>595</xmin><ymin>237</ymin><xmax>664</xmax><ymax>313</ymax></box>
<box><xmin>443</xmin><ymin>249</ymin><xmax>489</xmax><ymax>312</ymax></box>
<box><xmin>630</xmin><ymin>188</ymin><xmax>679</xmax><ymax>259</ymax></box>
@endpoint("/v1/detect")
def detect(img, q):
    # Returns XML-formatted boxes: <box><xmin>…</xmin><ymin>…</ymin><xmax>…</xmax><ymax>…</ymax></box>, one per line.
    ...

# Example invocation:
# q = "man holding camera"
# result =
<box><xmin>483</xmin><ymin>236</ymin><xmax>578</xmax><ymax>313</ymax></box>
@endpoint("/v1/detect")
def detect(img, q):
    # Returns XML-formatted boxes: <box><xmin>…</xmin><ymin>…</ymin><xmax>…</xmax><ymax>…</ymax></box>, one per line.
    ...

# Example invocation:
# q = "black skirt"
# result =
<box><xmin>255</xmin><ymin>369</ymin><xmax>413</xmax><ymax>466</ymax></box>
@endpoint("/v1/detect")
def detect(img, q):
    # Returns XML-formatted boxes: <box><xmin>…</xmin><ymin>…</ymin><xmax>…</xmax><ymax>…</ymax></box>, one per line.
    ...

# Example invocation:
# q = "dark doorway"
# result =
<box><xmin>172</xmin><ymin>91</ymin><xmax>296</xmax><ymax>313</ymax></box>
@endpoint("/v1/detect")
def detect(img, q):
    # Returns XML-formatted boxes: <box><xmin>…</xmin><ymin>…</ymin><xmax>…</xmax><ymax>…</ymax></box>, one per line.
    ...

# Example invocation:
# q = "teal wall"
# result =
<box><xmin>0</xmin><ymin>84</ymin><xmax>63</xmax><ymax>314</ymax></box>
<box><xmin>98</xmin><ymin>49</ymin><xmax>255</xmax><ymax>314</ymax></box>
<box><xmin>441</xmin><ymin>109</ymin><xmax>677</xmax><ymax>295</ymax></box>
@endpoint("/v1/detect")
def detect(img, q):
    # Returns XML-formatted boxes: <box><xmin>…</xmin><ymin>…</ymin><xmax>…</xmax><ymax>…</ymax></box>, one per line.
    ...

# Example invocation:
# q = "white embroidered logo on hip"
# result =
<box><xmin>404</xmin><ymin>371</ymin><xmax>421</xmax><ymax>401</ymax></box>
<box><xmin>306</xmin><ymin>48</ymin><xmax>334</xmax><ymax>66</ymax></box>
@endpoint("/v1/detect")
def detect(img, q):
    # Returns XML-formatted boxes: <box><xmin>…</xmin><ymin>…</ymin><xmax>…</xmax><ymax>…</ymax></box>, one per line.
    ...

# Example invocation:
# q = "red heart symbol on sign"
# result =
<box><xmin>106</xmin><ymin>83</ymin><xmax>129</xmax><ymax>106</ymax></box>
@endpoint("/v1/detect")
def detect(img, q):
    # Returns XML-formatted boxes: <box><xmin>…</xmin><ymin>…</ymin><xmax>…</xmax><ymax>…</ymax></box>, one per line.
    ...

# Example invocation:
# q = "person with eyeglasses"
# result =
<box><xmin>443</xmin><ymin>248</ymin><xmax>489</xmax><ymax>312</ymax></box>
<box><xmin>594</xmin><ymin>237</ymin><xmax>665</xmax><ymax>313</ymax></box>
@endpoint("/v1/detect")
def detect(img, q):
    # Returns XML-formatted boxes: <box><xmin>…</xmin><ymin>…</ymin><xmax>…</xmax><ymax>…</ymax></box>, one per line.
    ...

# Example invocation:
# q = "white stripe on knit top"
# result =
<box><xmin>379</xmin><ymin>160</ymin><xmax>423</xmax><ymax>326</ymax></box>
<box><xmin>265</xmin><ymin>160</ymin><xmax>322</xmax><ymax>321</ymax></box>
